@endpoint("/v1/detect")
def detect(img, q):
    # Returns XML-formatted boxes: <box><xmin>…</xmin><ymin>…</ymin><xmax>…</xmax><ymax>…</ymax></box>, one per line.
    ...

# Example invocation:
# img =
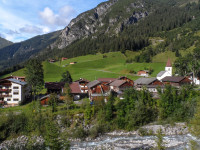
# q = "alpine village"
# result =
<box><xmin>1</xmin><ymin>0</ymin><xmax>200</xmax><ymax>149</ymax></box>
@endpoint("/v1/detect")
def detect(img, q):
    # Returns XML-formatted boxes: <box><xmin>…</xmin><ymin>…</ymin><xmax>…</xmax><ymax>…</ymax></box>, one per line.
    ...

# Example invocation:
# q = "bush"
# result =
<box><xmin>72</xmin><ymin>127</ymin><xmax>88</xmax><ymax>140</ymax></box>
<box><xmin>89</xmin><ymin>125</ymin><xmax>105</xmax><ymax>139</ymax></box>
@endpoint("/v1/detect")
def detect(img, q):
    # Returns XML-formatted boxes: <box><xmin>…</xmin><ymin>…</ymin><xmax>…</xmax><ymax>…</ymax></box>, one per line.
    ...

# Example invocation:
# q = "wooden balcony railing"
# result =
<box><xmin>0</xmin><ymin>89</ymin><xmax>11</xmax><ymax>92</ymax></box>
<box><xmin>0</xmin><ymin>95</ymin><xmax>12</xmax><ymax>98</ymax></box>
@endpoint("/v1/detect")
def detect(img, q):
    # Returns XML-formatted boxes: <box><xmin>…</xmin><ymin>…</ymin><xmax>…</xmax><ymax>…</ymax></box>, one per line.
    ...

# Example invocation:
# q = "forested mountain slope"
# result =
<box><xmin>0</xmin><ymin>31</ymin><xmax>60</xmax><ymax>70</ymax></box>
<box><xmin>0</xmin><ymin>37</ymin><xmax>12</xmax><ymax>49</ymax></box>
<box><xmin>45</xmin><ymin>0</ymin><xmax>200</xmax><ymax>60</ymax></box>
<box><xmin>1</xmin><ymin>0</ymin><xmax>200</xmax><ymax>73</ymax></box>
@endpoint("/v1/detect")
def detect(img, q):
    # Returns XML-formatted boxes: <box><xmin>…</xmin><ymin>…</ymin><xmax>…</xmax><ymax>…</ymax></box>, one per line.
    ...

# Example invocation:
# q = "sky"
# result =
<box><xmin>0</xmin><ymin>0</ymin><xmax>107</xmax><ymax>42</ymax></box>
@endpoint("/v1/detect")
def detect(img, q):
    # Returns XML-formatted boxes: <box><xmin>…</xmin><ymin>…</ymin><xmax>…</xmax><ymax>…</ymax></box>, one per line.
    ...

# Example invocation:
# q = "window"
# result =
<box><xmin>7</xmin><ymin>99</ymin><xmax>11</xmax><ymax>101</ymax></box>
<box><xmin>13</xmin><ymin>86</ymin><xmax>19</xmax><ymax>89</ymax></box>
<box><xmin>13</xmin><ymin>99</ymin><xmax>19</xmax><ymax>101</ymax></box>
<box><xmin>13</xmin><ymin>92</ymin><xmax>19</xmax><ymax>95</ymax></box>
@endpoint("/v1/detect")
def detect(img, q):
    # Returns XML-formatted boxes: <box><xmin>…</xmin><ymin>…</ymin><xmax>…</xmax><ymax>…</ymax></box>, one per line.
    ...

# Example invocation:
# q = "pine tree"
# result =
<box><xmin>190</xmin><ymin>100</ymin><xmax>200</xmax><ymax>138</ymax></box>
<box><xmin>60</xmin><ymin>71</ymin><xmax>73</xmax><ymax>83</ymax></box>
<box><xmin>45</xmin><ymin>117</ymin><xmax>61</xmax><ymax>150</ymax></box>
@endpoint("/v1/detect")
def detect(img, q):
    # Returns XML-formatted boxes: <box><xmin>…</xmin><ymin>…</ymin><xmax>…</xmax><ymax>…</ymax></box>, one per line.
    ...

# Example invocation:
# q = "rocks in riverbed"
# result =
<box><xmin>0</xmin><ymin>136</ymin><xmax>45</xmax><ymax>150</ymax></box>
<box><xmin>141</xmin><ymin>123</ymin><xmax>188</xmax><ymax>135</ymax></box>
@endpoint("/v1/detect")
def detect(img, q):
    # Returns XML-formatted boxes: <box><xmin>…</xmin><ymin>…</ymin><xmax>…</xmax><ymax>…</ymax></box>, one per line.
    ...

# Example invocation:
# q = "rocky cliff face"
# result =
<box><xmin>54</xmin><ymin>0</ymin><xmax>148</xmax><ymax>49</ymax></box>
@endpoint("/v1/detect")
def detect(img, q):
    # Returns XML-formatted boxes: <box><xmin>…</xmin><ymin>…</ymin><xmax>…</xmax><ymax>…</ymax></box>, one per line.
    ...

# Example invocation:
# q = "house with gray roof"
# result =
<box><xmin>86</xmin><ymin>80</ymin><xmax>110</xmax><ymax>101</ymax></box>
<box><xmin>110</xmin><ymin>80</ymin><xmax>133</xmax><ymax>93</ymax></box>
<box><xmin>134</xmin><ymin>77</ymin><xmax>164</xmax><ymax>94</ymax></box>
<box><xmin>0</xmin><ymin>77</ymin><xmax>30</xmax><ymax>107</ymax></box>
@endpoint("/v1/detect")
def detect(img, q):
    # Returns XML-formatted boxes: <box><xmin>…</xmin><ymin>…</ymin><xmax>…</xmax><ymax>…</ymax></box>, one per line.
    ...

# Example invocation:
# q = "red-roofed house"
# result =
<box><xmin>62</xmin><ymin>57</ymin><xmax>68</xmax><ymax>61</ymax></box>
<box><xmin>70</xmin><ymin>82</ymin><xmax>83</xmax><ymax>100</ymax></box>
<box><xmin>74</xmin><ymin>78</ymin><xmax>90</xmax><ymax>93</ymax></box>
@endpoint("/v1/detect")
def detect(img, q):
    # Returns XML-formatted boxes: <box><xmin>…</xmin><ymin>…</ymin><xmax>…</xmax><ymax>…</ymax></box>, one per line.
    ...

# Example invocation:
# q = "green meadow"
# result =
<box><xmin>2</xmin><ymin>51</ymin><xmax>167</xmax><ymax>82</ymax></box>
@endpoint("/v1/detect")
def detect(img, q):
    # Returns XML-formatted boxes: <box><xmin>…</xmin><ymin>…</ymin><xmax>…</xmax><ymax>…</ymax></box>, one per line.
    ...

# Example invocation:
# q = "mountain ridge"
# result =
<box><xmin>0</xmin><ymin>37</ymin><xmax>13</xmax><ymax>49</ymax></box>
<box><xmin>0</xmin><ymin>0</ymin><xmax>199</xmax><ymax>73</ymax></box>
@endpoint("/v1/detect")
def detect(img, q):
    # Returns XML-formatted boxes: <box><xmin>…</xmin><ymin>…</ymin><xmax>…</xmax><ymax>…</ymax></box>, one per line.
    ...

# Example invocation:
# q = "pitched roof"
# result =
<box><xmin>74</xmin><ymin>78</ymin><xmax>90</xmax><ymax>83</ymax></box>
<box><xmin>98</xmin><ymin>78</ymin><xmax>116</xmax><ymax>83</ymax></box>
<box><xmin>166</xmin><ymin>58</ymin><xmax>172</xmax><ymax>67</ymax></box>
<box><xmin>70</xmin><ymin>82</ymin><xmax>82</xmax><ymax>94</ymax></box>
<box><xmin>157</xmin><ymin>71</ymin><xmax>167</xmax><ymax>77</ymax></box>
<box><xmin>137</xmin><ymin>85</ymin><xmax>165</xmax><ymax>88</ymax></box>
<box><xmin>6</xmin><ymin>79</ymin><xmax>27</xmax><ymax>86</ymax></box>
<box><xmin>162</xmin><ymin>76</ymin><xmax>185</xmax><ymax>83</ymax></box>
<box><xmin>134</xmin><ymin>77</ymin><xmax>157</xmax><ymax>85</ymax></box>
<box><xmin>86</xmin><ymin>80</ymin><xmax>101</xmax><ymax>88</ymax></box>
<box><xmin>110</xmin><ymin>80</ymin><xmax>126</xmax><ymax>87</ymax></box>
<box><xmin>45</xmin><ymin>82</ymin><xmax>65</xmax><ymax>89</ymax></box>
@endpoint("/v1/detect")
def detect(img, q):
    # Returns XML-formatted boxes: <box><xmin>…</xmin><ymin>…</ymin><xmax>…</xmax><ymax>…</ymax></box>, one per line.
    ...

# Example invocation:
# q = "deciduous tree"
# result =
<box><xmin>24</xmin><ymin>59</ymin><xmax>44</xmax><ymax>100</ymax></box>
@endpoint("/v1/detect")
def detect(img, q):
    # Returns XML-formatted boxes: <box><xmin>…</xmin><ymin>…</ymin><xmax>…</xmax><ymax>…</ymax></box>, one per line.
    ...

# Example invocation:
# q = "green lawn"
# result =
<box><xmin>1</xmin><ymin>51</ymin><xmax>167</xmax><ymax>82</ymax></box>
<box><xmin>152</xmin><ymin>51</ymin><xmax>177</xmax><ymax>63</ymax></box>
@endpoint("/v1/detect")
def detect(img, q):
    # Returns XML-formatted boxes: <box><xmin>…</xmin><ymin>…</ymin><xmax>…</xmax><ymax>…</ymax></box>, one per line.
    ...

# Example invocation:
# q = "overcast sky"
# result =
<box><xmin>0</xmin><ymin>0</ymin><xmax>107</xmax><ymax>42</ymax></box>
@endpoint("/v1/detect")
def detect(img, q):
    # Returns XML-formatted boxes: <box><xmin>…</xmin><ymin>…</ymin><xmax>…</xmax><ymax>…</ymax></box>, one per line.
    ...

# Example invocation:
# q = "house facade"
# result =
<box><xmin>162</xmin><ymin>76</ymin><xmax>191</xmax><ymax>87</ymax></box>
<box><xmin>45</xmin><ymin>82</ymin><xmax>65</xmax><ymax>94</ymax></box>
<box><xmin>87</xmin><ymin>80</ymin><xmax>110</xmax><ymax>101</ymax></box>
<box><xmin>74</xmin><ymin>78</ymin><xmax>90</xmax><ymax>93</ymax></box>
<box><xmin>134</xmin><ymin>77</ymin><xmax>164</xmax><ymax>93</ymax></box>
<box><xmin>0</xmin><ymin>78</ymin><xmax>30</xmax><ymax>106</ymax></box>
<box><xmin>110</xmin><ymin>80</ymin><xmax>133</xmax><ymax>92</ymax></box>
<box><xmin>137</xmin><ymin>70</ymin><xmax>149</xmax><ymax>77</ymax></box>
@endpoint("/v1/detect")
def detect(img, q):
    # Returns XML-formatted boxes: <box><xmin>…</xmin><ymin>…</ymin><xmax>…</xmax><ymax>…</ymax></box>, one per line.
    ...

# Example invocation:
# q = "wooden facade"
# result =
<box><xmin>137</xmin><ymin>70</ymin><xmax>149</xmax><ymax>77</ymax></box>
<box><xmin>87</xmin><ymin>82</ymin><xmax>110</xmax><ymax>101</ymax></box>
<box><xmin>118</xmin><ymin>76</ymin><xmax>134</xmax><ymax>85</ymax></box>
<box><xmin>162</xmin><ymin>77</ymin><xmax>191</xmax><ymax>87</ymax></box>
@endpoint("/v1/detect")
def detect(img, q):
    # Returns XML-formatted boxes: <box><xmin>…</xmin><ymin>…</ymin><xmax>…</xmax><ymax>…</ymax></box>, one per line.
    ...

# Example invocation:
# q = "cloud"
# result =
<box><xmin>39</xmin><ymin>5</ymin><xmax>77</xmax><ymax>26</ymax></box>
<box><xmin>19</xmin><ymin>25</ymin><xmax>42</xmax><ymax>34</ymax></box>
<box><xmin>7</xmin><ymin>30</ymin><xmax>19</xmax><ymax>35</ymax></box>
<box><xmin>0</xmin><ymin>0</ymin><xmax>106</xmax><ymax>42</ymax></box>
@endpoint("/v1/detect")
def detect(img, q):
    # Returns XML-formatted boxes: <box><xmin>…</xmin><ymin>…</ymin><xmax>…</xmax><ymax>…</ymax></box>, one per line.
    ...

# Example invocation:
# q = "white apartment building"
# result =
<box><xmin>0</xmin><ymin>77</ymin><xmax>30</xmax><ymax>106</ymax></box>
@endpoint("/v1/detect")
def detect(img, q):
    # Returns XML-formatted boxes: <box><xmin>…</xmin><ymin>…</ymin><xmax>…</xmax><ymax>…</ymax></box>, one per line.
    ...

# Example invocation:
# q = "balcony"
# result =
<box><xmin>0</xmin><ymin>95</ymin><xmax>12</xmax><ymax>98</ymax></box>
<box><xmin>0</xmin><ymin>89</ymin><xmax>11</xmax><ymax>92</ymax></box>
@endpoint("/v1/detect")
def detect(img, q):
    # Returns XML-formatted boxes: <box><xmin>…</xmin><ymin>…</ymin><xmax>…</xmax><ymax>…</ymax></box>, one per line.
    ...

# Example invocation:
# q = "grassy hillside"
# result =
<box><xmin>2</xmin><ymin>51</ymin><xmax>166</xmax><ymax>82</ymax></box>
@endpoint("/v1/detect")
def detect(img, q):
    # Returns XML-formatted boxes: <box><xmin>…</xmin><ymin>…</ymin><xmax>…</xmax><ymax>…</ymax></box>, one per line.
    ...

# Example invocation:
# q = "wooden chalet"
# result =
<box><xmin>134</xmin><ymin>77</ymin><xmax>164</xmax><ymax>93</ymax></box>
<box><xmin>70</xmin><ymin>82</ymin><xmax>87</xmax><ymax>100</ymax></box>
<box><xmin>40</xmin><ymin>95</ymin><xmax>63</xmax><ymax>105</ymax></box>
<box><xmin>109</xmin><ymin>80</ymin><xmax>133</xmax><ymax>94</ymax></box>
<box><xmin>49</xmin><ymin>59</ymin><xmax>56</xmax><ymax>63</ymax></box>
<box><xmin>137</xmin><ymin>70</ymin><xmax>149</xmax><ymax>77</ymax></box>
<box><xmin>97</xmin><ymin>78</ymin><xmax>116</xmax><ymax>84</ymax></box>
<box><xmin>62</xmin><ymin>57</ymin><xmax>68</xmax><ymax>61</ymax></box>
<box><xmin>74</xmin><ymin>78</ymin><xmax>90</xmax><ymax>93</ymax></box>
<box><xmin>45</xmin><ymin>82</ymin><xmax>65</xmax><ymax>94</ymax></box>
<box><xmin>117</xmin><ymin>76</ymin><xmax>134</xmax><ymax>85</ymax></box>
<box><xmin>161</xmin><ymin>76</ymin><xmax>191</xmax><ymax>87</ymax></box>
<box><xmin>87</xmin><ymin>80</ymin><xmax>110</xmax><ymax>101</ymax></box>
<box><xmin>70</xmin><ymin>62</ymin><xmax>77</xmax><ymax>65</ymax></box>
